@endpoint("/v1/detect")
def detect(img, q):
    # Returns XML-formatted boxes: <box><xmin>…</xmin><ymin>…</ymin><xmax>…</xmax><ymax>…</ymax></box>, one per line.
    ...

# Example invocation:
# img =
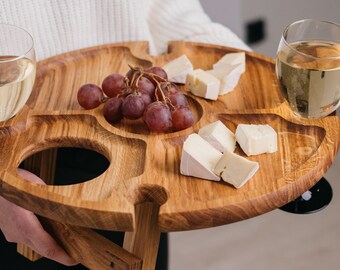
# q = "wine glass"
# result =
<box><xmin>275</xmin><ymin>19</ymin><xmax>340</xmax><ymax>214</ymax></box>
<box><xmin>0</xmin><ymin>23</ymin><xmax>36</xmax><ymax>122</ymax></box>
<box><xmin>276</xmin><ymin>19</ymin><xmax>340</xmax><ymax>118</ymax></box>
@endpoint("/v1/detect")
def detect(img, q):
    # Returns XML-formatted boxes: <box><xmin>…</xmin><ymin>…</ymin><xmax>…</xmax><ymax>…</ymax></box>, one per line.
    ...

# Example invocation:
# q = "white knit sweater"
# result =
<box><xmin>0</xmin><ymin>0</ymin><xmax>249</xmax><ymax>61</ymax></box>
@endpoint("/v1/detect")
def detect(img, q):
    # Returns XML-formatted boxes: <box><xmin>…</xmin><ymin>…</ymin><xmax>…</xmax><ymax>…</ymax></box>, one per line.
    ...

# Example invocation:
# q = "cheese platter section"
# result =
<box><xmin>180</xmin><ymin>120</ymin><xmax>277</xmax><ymax>188</ymax></box>
<box><xmin>0</xmin><ymin>41</ymin><xmax>339</xmax><ymax>235</ymax></box>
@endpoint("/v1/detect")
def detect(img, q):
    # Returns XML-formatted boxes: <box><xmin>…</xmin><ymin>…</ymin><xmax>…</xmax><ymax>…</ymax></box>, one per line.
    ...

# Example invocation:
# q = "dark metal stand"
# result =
<box><xmin>279</xmin><ymin>177</ymin><xmax>333</xmax><ymax>214</ymax></box>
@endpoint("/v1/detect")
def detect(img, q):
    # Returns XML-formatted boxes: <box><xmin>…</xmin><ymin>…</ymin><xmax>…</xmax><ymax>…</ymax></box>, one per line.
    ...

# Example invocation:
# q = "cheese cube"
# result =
<box><xmin>206</xmin><ymin>64</ymin><xmax>244</xmax><ymax>95</ymax></box>
<box><xmin>213</xmin><ymin>149</ymin><xmax>259</xmax><ymax>188</ymax></box>
<box><xmin>185</xmin><ymin>69</ymin><xmax>220</xmax><ymax>100</ymax></box>
<box><xmin>213</xmin><ymin>52</ymin><xmax>246</xmax><ymax>73</ymax></box>
<box><xmin>235</xmin><ymin>124</ymin><xmax>278</xmax><ymax>156</ymax></box>
<box><xmin>180</xmin><ymin>134</ymin><xmax>222</xmax><ymax>181</ymax></box>
<box><xmin>198</xmin><ymin>120</ymin><xmax>236</xmax><ymax>153</ymax></box>
<box><xmin>163</xmin><ymin>55</ymin><xmax>194</xmax><ymax>84</ymax></box>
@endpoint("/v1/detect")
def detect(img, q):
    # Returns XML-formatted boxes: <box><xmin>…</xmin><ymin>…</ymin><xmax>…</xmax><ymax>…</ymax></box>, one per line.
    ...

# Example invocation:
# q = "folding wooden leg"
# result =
<box><xmin>123</xmin><ymin>202</ymin><xmax>161</xmax><ymax>270</ymax></box>
<box><xmin>42</xmin><ymin>218</ymin><xmax>142</xmax><ymax>270</ymax></box>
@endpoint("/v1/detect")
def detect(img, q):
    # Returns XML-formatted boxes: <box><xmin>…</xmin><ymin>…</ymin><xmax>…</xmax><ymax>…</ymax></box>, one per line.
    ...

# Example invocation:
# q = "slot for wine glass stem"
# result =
<box><xmin>20</xmin><ymin>147</ymin><xmax>110</xmax><ymax>186</ymax></box>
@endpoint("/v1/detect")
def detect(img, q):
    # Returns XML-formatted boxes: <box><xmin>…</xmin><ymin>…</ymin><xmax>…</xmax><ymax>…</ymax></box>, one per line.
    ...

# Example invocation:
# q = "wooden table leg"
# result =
<box><xmin>123</xmin><ymin>202</ymin><xmax>161</xmax><ymax>270</ymax></box>
<box><xmin>42</xmin><ymin>218</ymin><xmax>142</xmax><ymax>270</ymax></box>
<box><xmin>17</xmin><ymin>148</ymin><xmax>57</xmax><ymax>261</ymax></box>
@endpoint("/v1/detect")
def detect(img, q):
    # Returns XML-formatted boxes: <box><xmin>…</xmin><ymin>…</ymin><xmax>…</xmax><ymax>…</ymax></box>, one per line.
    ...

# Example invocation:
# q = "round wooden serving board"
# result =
<box><xmin>1</xmin><ymin>41</ymin><xmax>339</xmax><ymax>232</ymax></box>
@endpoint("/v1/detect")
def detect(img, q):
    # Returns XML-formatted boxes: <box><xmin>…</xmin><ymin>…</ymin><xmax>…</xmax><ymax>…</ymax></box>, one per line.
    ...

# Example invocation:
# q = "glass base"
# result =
<box><xmin>279</xmin><ymin>177</ymin><xmax>332</xmax><ymax>214</ymax></box>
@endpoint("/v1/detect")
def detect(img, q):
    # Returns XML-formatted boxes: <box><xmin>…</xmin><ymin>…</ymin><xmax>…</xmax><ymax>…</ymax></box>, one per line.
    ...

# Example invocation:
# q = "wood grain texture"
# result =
<box><xmin>16</xmin><ymin>244</ymin><xmax>42</xmax><ymax>262</ymax></box>
<box><xmin>0</xmin><ymin>41</ymin><xmax>339</xmax><ymax>236</ymax></box>
<box><xmin>41</xmin><ymin>217</ymin><xmax>142</xmax><ymax>270</ymax></box>
<box><xmin>17</xmin><ymin>148</ymin><xmax>57</xmax><ymax>261</ymax></box>
<box><xmin>123</xmin><ymin>202</ymin><xmax>161</xmax><ymax>270</ymax></box>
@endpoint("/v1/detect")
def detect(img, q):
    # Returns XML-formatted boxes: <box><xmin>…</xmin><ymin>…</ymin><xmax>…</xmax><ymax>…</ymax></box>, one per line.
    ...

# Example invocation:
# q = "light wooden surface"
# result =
<box><xmin>0</xmin><ymin>41</ymin><xmax>339</xmax><ymax>240</ymax></box>
<box><xmin>123</xmin><ymin>202</ymin><xmax>161</xmax><ymax>270</ymax></box>
<box><xmin>42</xmin><ymin>217</ymin><xmax>142</xmax><ymax>270</ymax></box>
<box><xmin>17</xmin><ymin>149</ymin><xmax>57</xmax><ymax>261</ymax></box>
<box><xmin>0</xmin><ymin>41</ymin><xmax>339</xmax><ymax>231</ymax></box>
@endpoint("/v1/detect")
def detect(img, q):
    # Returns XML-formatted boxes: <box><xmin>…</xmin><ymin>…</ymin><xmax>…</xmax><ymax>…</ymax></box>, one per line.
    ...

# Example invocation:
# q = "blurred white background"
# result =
<box><xmin>169</xmin><ymin>1</ymin><xmax>340</xmax><ymax>270</ymax></box>
<box><xmin>200</xmin><ymin>0</ymin><xmax>340</xmax><ymax>57</ymax></box>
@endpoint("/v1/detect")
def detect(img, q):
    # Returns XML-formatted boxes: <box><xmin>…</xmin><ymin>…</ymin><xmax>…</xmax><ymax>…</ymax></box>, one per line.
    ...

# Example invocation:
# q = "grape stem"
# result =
<box><xmin>126</xmin><ymin>65</ymin><xmax>176</xmax><ymax>110</ymax></box>
<box><xmin>102</xmin><ymin>96</ymin><xmax>109</xmax><ymax>103</ymax></box>
<box><xmin>154</xmin><ymin>80</ymin><xmax>175</xmax><ymax>110</ymax></box>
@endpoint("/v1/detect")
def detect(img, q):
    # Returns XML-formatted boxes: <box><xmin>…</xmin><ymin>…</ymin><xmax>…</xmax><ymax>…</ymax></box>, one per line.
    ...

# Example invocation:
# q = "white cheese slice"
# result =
<box><xmin>213</xmin><ymin>52</ymin><xmax>246</xmax><ymax>73</ymax></box>
<box><xmin>163</xmin><ymin>55</ymin><xmax>194</xmax><ymax>84</ymax></box>
<box><xmin>180</xmin><ymin>133</ymin><xmax>222</xmax><ymax>181</ymax></box>
<box><xmin>235</xmin><ymin>124</ymin><xmax>278</xmax><ymax>156</ymax></box>
<box><xmin>206</xmin><ymin>64</ymin><xmax>244</xmax><ymax>95</ymax></box>
<box><xmin>185</xmin><ymin>69</ymin><xmax>220</xmax><ymax>100</ymax></box>
<box><xmin>198</xmin><ymin>120</ymin><xmax>236</xmax><ymax>153</ymax></box>
<box><xmin>213</xmin><ymin>149</ymin><xmax>259</xmax><ymax>188</ymax></box>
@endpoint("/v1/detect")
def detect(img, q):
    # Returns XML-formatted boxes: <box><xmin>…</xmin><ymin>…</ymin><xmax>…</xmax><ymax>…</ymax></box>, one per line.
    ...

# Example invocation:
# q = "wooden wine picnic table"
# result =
<box><xmin>0</xmin><ymin>41</ymin><xmax>339</xmax><ymax>270</ymax></box>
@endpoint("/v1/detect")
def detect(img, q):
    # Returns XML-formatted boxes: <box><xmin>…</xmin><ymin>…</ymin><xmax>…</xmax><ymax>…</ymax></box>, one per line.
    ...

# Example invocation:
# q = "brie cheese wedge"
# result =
<box><xmin>206</xmin><ymin>64</ymin><xmax>244</xmax><ymax>95</ymax></box>
<box><xmin>213</xmin><ymin>52</ymin><xmax>246</xmax><ymax>73</ymax></box>
<box><xmin>185</xmin><ymin>69</ymin><xmax>220</xmax><ymax>100</ymax></box>
<box><xmin>213</xmin><ymin>149</ymin><xmax>259</xmax><ymax>188</ymax></box>
<box><xmin>180</xmin><ymin>133</ymin><xmax>222</xmax><ymax>181</ymax></box>
<box><xmin>163</xmin><ymin>55</ymin><xmax>194</xmax><ymax>84</ymax></box>
<box><xmin>235</xmin><ymin>124</ymin><xmax>278</xmax><ymax>156</ymax></box>
<box><xmin>198</xmin><ymin>120</ymin><xmax>236</xmax><ymax>153</ymax></box>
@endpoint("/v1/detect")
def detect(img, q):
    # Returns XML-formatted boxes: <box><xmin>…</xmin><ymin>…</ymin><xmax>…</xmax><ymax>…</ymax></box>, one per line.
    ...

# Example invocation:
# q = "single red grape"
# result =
<box><xmin>101</xmin><ymin>73</ymin><xmax>125</xmax><ymax>97</ymax></box>
<box><xmin>161</xmin><ymin>82</ymin><xmax>178</xmax><ymax>94</ymax></box>
<box><xmin>77</xmin><ymin>83</ymin><xmax>104</xmax><ymax>109</ymax></box>
<box><xmin>122</xmin><ymin>93</ymin><xmax>145</xmax><ymax>119</ymax></box>
<box><xmin>171</xmin><ymin>106</ymin><xmax>194</xmax><ymax>131</ymax></box>
<box><xmin>145</xmin><ymin>66</ymin><xmax>168</xmax><ymax>85</ymax></box>
<box><xmin>155</xmin><ymin>82</ymin><xmax>178</xmax><ymax>101</ymax></box>
<box><xmin>141</xmin><ymin>93</ymin><xmax>152</xmax><ymax>108</ymax></box>
<box><xmin>103</xmin><ymin>97</ymin><xmax>123</xmax><ymax>123</ymax></box>
<box><xmin>168</xmin><ymin>92</ymin><xmax>188</xmax><ymax>108</ymax></box>
<box><xmin>137</xmin><ymin>76</ymin><xmax>155</xmax><ymax>97</ymax></box>
<box><xmin>143</xmin><ymin>102</ymin><xmax>172</xmax><ymax>132</ymax></box>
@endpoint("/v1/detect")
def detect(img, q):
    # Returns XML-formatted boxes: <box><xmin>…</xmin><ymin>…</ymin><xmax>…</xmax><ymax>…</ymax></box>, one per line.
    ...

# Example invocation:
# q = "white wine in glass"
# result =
<box><xmin>0</xmin><ymin>23</ymin><xmax>36</xmax><ymax>122</ymax></box>
<box><xmin>276</xmin><ymin>19</ymin><xmax>340</xmax><ymax>119</ymax></box>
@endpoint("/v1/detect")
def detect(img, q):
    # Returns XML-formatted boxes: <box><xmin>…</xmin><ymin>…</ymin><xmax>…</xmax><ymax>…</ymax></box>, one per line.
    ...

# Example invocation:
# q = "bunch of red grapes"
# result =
<box><xmin>77</xmin><ymin>66</ymin><xmax>194</xmax><ymax>132</ymax></box>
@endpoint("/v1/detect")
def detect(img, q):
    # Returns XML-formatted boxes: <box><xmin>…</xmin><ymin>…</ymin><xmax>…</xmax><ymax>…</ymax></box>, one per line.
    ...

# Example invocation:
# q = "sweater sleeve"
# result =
<box><xmin>147</xmin><ymin>0</ymin><xmax>251</xmax><ymax>55</ymax></box>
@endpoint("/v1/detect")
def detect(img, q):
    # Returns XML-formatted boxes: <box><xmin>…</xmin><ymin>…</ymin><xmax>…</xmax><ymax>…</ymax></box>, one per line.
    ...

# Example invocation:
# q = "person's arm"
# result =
<box><xmin>147</xmin><ymin>0</ymin><xmax>250</xmax><ymax>55</ymax></box>
<box><xmin>0</xmin><ymin>169</ymin><xmax>77</xmax><ymax>266</ymax></box>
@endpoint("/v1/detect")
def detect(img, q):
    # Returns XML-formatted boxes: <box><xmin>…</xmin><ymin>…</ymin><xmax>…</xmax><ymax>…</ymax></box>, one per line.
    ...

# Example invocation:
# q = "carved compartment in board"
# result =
<box><xmin>0</xmin><ymin>41</ymin><xmax>339</xmax><ymax>233</ymax></box>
